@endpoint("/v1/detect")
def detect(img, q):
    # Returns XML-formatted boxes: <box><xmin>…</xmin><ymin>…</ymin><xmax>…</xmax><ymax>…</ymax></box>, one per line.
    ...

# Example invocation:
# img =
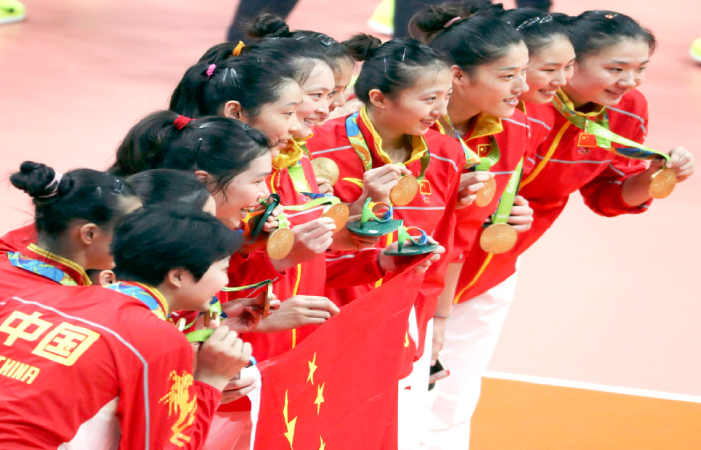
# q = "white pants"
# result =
<box><xmin>398</xmin><ymin>313</ymin><xmax>433</xmax><ymax>450</ymax></box>
<box><xmin>426</xmin><ymin>270</ymin><xmax>520</xmax><ymax>450</ymax></box>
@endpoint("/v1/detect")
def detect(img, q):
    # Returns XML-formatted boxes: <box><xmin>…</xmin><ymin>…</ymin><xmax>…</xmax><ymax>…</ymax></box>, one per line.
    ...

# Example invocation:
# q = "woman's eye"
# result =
<box><xmin>542</xmin><ymin>69</ymin><xmax>555</xmax><ymax>73</ymax></box>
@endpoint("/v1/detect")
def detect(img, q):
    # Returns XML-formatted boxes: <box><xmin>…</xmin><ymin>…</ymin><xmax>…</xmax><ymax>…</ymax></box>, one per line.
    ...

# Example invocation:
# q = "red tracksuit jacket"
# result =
<box><xmin>454</xmin><ymin>89</ymin><xmax>652</xmax><ymax>303</ymax></box>
<box><xmin>306</xmin><ymin>110</ymin><xmax>465</xmax><ymax>360</ymax></box>
<box><xmin>434</xmin><ymin>109</ymin><xmax>532</xmax><ymax>262</ymax></box>
<box><xmin>225</xmin><ymin>148</ymin><xmax>384</xmax><ymax>363</ymax></box>
<box><xmin>0</xmin><ymin>264</ymin><xmax>220</xmax><ymax>448</ymax></box>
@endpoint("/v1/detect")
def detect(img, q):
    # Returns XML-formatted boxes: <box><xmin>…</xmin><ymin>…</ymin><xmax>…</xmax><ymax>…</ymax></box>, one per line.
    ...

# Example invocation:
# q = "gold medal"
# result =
<box><xmin>263</xmin><ymin>282</ymin><xmax>273</xmax><ymax>316</ymax></box>
<box><xmin>649</xmin><ymin>168</ymin><xmax>677</xmax><ymax>199</ymax></box>
<box><xmin>266</xmin><ymin>228</ymin><xmax>294</xmax><ymax>260</ymax></box>
<box><xmin>322</xmin><ymin>203</ymin><xmax>350</xmax><ymax>232</ymax></box>
<box><xmin>475</xmin><ymin>177</ymin><xmax>497</xmax><ymax>207</ymax></box>
<box><xmin>390</xmin><ymin>175</ymin><xmax>419</xmax><ymax>206</ymax></box>
<box><xmin>479</xmin><ymin>223</ymin><xmax>517</xmax><ymax>254</ymax></box>
<box><xmin>312</xmin><ymin>157</ymin><xmax>340</xmax><ymax>186</ymax></box>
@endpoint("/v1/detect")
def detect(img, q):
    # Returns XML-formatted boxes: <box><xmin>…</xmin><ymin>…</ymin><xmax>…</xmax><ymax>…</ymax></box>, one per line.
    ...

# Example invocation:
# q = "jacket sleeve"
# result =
<box><xmin>579</xmin><ymin>108</ymin><xmax>652</xmax><ymax>217</ymax></box>
<box><xmin>324</xmin><ymin>248</ymin><xmax>385</xmax><ymax>289</ymax></box>
<box><xmin>117</xmin><ymin>315</ymin><xmax>222</xmax><ymax>450</ymax></box>
<box><xmin>223</xmin><ymin>250</ymin><xmax>286</xmax><ymax>302</ymax></box>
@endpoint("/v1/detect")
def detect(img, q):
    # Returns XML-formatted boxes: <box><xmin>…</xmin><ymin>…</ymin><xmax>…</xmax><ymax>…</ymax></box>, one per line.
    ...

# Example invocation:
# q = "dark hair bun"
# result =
<box><xmin>342</xmin><ymin>34</ymin><xmax>382</xmax><ymax>61</ymax></box>
<box><xmin>247</xmin><ymin>13</ymin><xmax>291</xmax><ymax>38</ymax></box>
<box><xmin>412</xmin><ymin>0</ymin><xmax>502</xmax><ymax>41</ymax></box>
<box><xmin>10</xmin><ymin>161</ymin><xmax>71</xmax><ymax>200</ymax></box>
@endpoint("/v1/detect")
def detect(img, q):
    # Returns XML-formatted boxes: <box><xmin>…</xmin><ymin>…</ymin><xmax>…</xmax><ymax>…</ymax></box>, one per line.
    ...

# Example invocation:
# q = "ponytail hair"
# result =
<box><xmin>109</xmin><ymin>111</ymin><xmax>270</xmax><ymax>193</ymax></box>
<box><xmin>567</xmin><ymin>10</ymin><xmax>656</xmax><ymax>60</ymax></box>
<box><xmin>169</xmin><ymin>55</ymin><xmax>299</xmax><ymax>119</ymax></box>
<box><xmin>11</xmin><ymin>161</ymin><xmax>137</xmax><ymax>237</ymax></box>
<box><xmin>347</xmin><ymin>37</ymin><xmax>449</xmax><ymax>104</ymax></box>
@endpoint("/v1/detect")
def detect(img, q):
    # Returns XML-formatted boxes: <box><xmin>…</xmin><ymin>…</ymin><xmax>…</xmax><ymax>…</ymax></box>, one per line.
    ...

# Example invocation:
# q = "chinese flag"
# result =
<box><xmin>250</xmin><ymin>258</ymin><xmax>428</xmax><ymax>450</ymax></box>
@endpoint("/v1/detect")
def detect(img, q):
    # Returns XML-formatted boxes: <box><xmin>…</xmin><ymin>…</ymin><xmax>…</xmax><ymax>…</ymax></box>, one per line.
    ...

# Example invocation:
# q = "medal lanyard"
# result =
<box><xmin>345</xmin><ymin>111</ymin><xmax>431</xmax><ymax>183</ymax></box>
<box><xmin>444</xmin><ymin>115</ymin><xmax>481</xmax><ymax>169</ymax></box>
<box><xmin>488</xmin><ymin>158</ymin><xmax>523</xmax><ymax>225</ymax></box>
<box><xmin>552</xmin><ymin>91</ymin><xmax>670</xmax><ymax>164</ymax></box>
<box><xmin>286</xmin><ymin>163</ymin><xmax>343</xmax><ymax>211</ymax></box>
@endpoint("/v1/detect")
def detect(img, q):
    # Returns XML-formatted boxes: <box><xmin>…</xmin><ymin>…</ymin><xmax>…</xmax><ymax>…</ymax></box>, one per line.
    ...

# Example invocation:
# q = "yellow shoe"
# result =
<box><xmin>0</xmin><ymin>0</ymin><xmax>25</xmax><ymax>25</ymax></box>
<box><xmin>690</xmin><ymin>38</ymin><xmax>701</xmax><ymax>63</ymax></box>
<box><xmin>368</xmin><ymin>0</ymin><xmax>394</xmax><ymax>36</ymax></box>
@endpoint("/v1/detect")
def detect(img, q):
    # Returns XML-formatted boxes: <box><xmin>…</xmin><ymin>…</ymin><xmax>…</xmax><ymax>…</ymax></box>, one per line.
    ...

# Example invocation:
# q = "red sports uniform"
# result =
<box><xmin>306</xmin><ymin>108</ymin><xmax>465</xmax><ymax>360</ymax></box>
<box><xmin>224</xmin><ymin>143</ymin><xmax>384</xmax><ymax>362</ymax></box>
<box><xmin>454</xmin><ymin>90</ymin><xmax>652</xmax><ymax>304</ymax></box>
<box><xmin>0</xmin><ymin>262</ymin><xmax>220</xmax><ymax>448</ymax></box>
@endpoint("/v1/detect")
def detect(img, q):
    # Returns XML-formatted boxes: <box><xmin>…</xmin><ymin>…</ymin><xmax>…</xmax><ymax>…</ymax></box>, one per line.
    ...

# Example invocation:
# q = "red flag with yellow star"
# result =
<box><xmin>250</xmin><ymin>258</ymin><xmax>428</xmax><ymax>450</ymax></box>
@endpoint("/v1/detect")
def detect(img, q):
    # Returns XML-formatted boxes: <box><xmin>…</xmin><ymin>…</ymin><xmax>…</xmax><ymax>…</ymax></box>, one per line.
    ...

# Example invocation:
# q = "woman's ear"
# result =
<box><xmin>194</xmin><ymin>170</ymin><xmax>214</xmax><ymax>186</ymax></box>
<box><xmin>368</xmin><ymin>89</ymin><xmax>387</xmax><ymax>110</ymax></box>
<box><xmin>451</xmin><ymin>65</ymin><xmax>467</xmax><ymax>84</ymax></box>
<box><xmin>165</xmin><ymin>268</ymin><xmax>186</xmax><ymax>289</ymax></box>
<box><xmin>98</xmin><ymin>270</ymin><xmax>116</xmax><ymax>286</ymax></box>
<box><xmin>77</xmin><ymin>223</ymin><xmax>98</xmax><ymax>245</ymax></box>
<box><xmin>223</xmin><ymin>100</ymin><xmax>246</xmax><ymax>121</ymax></box>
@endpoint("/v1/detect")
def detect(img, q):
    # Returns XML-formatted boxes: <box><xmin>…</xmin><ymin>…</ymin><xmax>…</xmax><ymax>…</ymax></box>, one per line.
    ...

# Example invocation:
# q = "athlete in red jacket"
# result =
<box><xmin>0</xmin><ymin>205</ymin><xmax>254</xmax><ymax>449</ymax></box>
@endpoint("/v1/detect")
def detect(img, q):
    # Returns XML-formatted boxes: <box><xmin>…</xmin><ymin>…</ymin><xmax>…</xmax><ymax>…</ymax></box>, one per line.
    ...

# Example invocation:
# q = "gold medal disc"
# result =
<box><xmin>263</xmin><ymin>283</ymin><xmax>273</xmax><ymax>316</ymax></box>
<box><xmin>479</xmin><ymin>223</ymin><xmax>517</xmax><ymax>254</ymax></box>
<box><xmin>649</xmin><ymin>168</ymin><xmax>677</xmax><ymax>199</ymax></box>
<box><xmin>475</xmin><ymin>177</ymin><xmax>497</xmax><ymax>207</ymax></box>
<box><xmin>322</xmin><ymin>203</ymin><xmax>350</xmax><ymax>232</ymax></box>
<box><xmin>266</xmin><ymin>228</ymin><xmax>295</xmax><ymax>260</ymax></box>
<box><xmin>312</xmin><ymin>157</ymin><xmax>340</xmax><ymax>186</ymax></box>
<box><xmin>390</xmin><ymin>175</ymin><xmax>420</xmax><ymax>206</ymax></box>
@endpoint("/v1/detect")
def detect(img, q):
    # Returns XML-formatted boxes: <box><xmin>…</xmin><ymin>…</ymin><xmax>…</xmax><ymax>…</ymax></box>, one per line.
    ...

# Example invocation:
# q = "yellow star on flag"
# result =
<box><xmin>307</xmin><ymin>352</ymin><xmax>318</xmax><ymax>385</ymax></box>
<box><xmin>319</xmin><ymin>436</ymin><xmax>326</xmax><ymax>450</ymax></box>
<box><xmin>283</xmin><ymin>390</ymin><xmax>297</xmax><ymax>449</ymax></box>
<box><xmin>284</xmin><ymin>417</ymin><xmax>297</xmax><ymax>449</ymax></box>
<box><xmin>404</xmin><ymin>332</ymin><xmax>410</xmax><ymax>347</ymax></box>
<box><xmin>314</xmin><ymin>382</ymin><xmax>325</xmax><ymax>415</ymax></box>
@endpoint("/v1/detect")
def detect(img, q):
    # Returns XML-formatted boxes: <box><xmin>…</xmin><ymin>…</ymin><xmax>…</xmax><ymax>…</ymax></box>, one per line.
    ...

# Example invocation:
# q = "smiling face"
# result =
<box><xmin>294</xmin><ymin>61</ymin><xmax>336</xmax><ymax>138</ymax></box>
<box><xmin>172</xmin><ymin>258</ymin><xmax>231</xmax><ymax>312</ymax></box>
<box><xmin>211</xmin><ymin>152</ymin><xmax>272</xmax><ymax>229</ymax></box>
<box><xmin>521</xmin><ymin>36</ymin><xmax>576</xmax><ymax>104</ymax></box>
<box><xmin>451</xmin><ymin>42</ymin><xmax>530</xmax><ymax>118</ymax></box>
<box><xmin>564</xmin><ymin>38</ymin><xmax>650</xmax><ymax>107</ymax></box>
<box><xmin>329</xmin><ymin>57</ymin><xmax>355</xmax><ymax>112</ymax></box>
<box><xmin>376</xmin><ymin>65</ymin><xmax>454</xmax><ymax>137</ymax></box>
<box><xmin>245</xmin><ymin>80</ymin><xmax>303</xmax><ymax>157</ymax></box>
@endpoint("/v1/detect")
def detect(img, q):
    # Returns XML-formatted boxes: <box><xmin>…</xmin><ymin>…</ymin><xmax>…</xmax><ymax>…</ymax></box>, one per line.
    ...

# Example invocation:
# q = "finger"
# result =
<box><xmin>511</xmin><ymin>224</ymin><xmax>532</xmax><ymax>233</ymax></box>
<box><xmin>507</xmin><ymin>216</ymin><xmax>534</xmax><ymax>225</ymax></box>
<box><xmin>316</xmin><ymin>177</ymin><xmax>330</xmax><ymax>185</ymax></box>
<box><xmin>512</xmin><ymin>195</ymin><xmax>528</xmax><ymax>206</ymax></box>
<box><xmin>466</xmin><ymin>182</ymin><xmax>486</xmax><ymax>194</ymax></box>
<box><xmin>207</xmin><ymin>325</ymin><xmax>232</xmax><ymax>343</ymax></box>
<box><xmin>224</xmin><ymin>377</ymin><xmax>256</xmax><ymax>390</ymax></box>
<box><xmin>509</xmin><ymin>206</ymin><xmax>532</xmax><ymax>216</ymax></box>
<box><xmin>305</xmin><ymin>299</ymin><xmax>340</xmax><ymax>313</ymax></box>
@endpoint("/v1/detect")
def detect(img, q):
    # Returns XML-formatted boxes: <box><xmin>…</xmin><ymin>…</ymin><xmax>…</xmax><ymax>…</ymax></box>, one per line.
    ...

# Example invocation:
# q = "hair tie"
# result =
<box><xmin>232</xmin><ymin>41</ymin><xmax>245</xmax><ymax>56</ymax></box>
<box><xmin>605</xmin><ymin>13</ymin><xmax>618</xmax><ymax>19</ymax></box>
<box><xmin>444</xmin><ymin>16</ymin><xmax>461</xmax><ymax>28</ymax></box>
<box><xmin>206</xmin><ymin>64</ymin><xmax>216</xmax><ymax>77</ymax></box>
<box><xmin>37</xmin><ymin>172</ymin><xmax>63</xmax><ymax>200</ymax></box>
<box><xmin>174</xmin><ymin>115</ymin><xmax>193</xmax><ymax>130</ymax></box>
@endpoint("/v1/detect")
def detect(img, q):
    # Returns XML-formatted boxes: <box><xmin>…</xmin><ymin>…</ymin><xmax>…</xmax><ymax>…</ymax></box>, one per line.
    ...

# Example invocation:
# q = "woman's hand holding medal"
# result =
<box><xmin>623</xmin><ymin>146</ymin><xmax>695</xmax><ymax>205</ymax></box>
<box><xmin>350</xmin><ymin>165</ymin><xmax>411</xmax><ymax>215</ymax></box>
<box><xmin>271</xmin><ymin>217</ymin><xmax>337</xmax><ymax>271</ymax></box>
<box><xmin>457</xmin><ymin>171</ymin><xmax>495</xmax><ymax>209</ymax></box>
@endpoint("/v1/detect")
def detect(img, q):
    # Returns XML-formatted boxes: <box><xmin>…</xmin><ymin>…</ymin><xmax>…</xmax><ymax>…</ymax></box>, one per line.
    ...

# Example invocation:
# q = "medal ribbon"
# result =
<box><xmin>443</xmin><ymin>115</ymin><xmax>481</xmax><ymax>169</ymax></box>
<box><xmin>552</xmin><ymin>90</ymin><xmax>670</xmax><ymax>163</ymax></box>
<box><xmin>345</xmin><ymin>108</ymin><xmax>431</xmax><ymax>183</ymax></box>
<box><xmin>488</xmin><ymin>159</ymin><xmax>524</xmax><ymax>225</ymax></box>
